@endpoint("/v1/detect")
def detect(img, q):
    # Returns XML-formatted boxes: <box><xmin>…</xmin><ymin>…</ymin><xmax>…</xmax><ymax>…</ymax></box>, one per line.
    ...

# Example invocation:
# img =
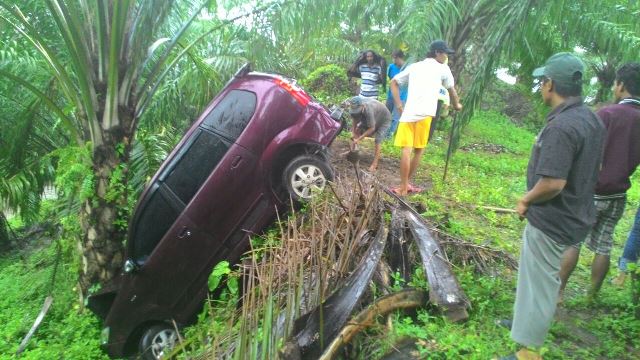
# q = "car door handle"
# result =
<box><xmin>231</xmin><ymin>155</ymin><xmax>242</xmax><ymax>169</ymax></box>
<box><xmin>178</xmin><ymin>226</ymin><xmax>191</xmax><ymax>239</ymax></box>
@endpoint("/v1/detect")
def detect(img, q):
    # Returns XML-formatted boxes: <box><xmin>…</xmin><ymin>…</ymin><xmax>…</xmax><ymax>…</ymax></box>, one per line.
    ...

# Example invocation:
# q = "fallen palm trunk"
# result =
<box><xmin>387</xmin><ymin>208</ymin><xmax>412</xmax><ymax>283</ymax></box>
<box><xmin>318</xmin><ymin>289</ymin><xmax>427</xmax><ymax>360</ymax></box>
<box><xmin>280</xmin><ymin>220</ymin><xmax>388</xmax><ymax>359</ymax></box>
<box><xmin>404</xmin><ymin>210</ymin><xmax>470</xmax><ymax>322</ymax></box>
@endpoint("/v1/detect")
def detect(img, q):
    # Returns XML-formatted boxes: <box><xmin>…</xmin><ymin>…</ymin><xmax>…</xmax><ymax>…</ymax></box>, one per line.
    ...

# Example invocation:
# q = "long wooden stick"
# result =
<box><xmin>443</xmin><ymin>112</ymin><xmax>458</xmax><ymax>182</ymax></box>
<box><xmin>477</xmin><ymin>205</ymin><xmax>517</xmax><ymax>214</ymax></box>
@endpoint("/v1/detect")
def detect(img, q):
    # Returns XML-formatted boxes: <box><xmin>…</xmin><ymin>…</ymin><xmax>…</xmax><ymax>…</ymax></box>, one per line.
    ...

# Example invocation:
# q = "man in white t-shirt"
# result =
<box><xmin>389</xmin><ymin>40</ymin><xmax>462</xmax><ymax>196</ymax></box>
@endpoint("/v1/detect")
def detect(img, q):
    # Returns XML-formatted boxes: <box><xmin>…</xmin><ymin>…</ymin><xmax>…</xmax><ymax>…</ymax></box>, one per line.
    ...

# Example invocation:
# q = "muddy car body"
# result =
<box><xmin>88</xmin><ymin>64</ymin><xmax>342</xmax><ymax>358</ymax></box>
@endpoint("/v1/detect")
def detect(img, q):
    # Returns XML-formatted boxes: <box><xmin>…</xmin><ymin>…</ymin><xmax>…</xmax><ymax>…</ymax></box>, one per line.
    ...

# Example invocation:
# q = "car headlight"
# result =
<box><xmin>100</xmin><ymin>326</ymin><xmax>110</xmax><ymax>345</ymax></box>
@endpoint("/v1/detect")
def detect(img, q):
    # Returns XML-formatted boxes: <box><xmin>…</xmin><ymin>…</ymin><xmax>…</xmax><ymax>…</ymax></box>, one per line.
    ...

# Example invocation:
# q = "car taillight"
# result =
<box><xmin>275</xmin><ymin>78</ymin><xmax>311</xmax><ymax>107</ymax></box>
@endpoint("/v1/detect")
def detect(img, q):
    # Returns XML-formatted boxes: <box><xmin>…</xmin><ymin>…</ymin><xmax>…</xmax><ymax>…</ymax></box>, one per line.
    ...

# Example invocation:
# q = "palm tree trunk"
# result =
<box><xmin>78</xmin><ymin>109</ymin><xmax>134</xmax><ymax>293</ymax></box>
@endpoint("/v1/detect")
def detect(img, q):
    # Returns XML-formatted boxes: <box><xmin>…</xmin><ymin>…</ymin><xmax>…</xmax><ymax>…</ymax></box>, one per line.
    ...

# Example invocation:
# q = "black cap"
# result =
<box><xmin>430</xmin><ymin>40</ymin><xmax>455</xmax><ymax>54</ymax></box>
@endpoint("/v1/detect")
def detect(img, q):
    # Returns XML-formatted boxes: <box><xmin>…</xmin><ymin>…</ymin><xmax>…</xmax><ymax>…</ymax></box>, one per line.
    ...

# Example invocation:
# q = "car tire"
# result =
<box><xmin>139</xmin><ymin>324</ymin><xmax>178</xmax><ymax>360</ymax></box>
<box><xmin>283</xmin><ymin>155</ymin><xmax>333</xmax><ymax>202</ymax></box>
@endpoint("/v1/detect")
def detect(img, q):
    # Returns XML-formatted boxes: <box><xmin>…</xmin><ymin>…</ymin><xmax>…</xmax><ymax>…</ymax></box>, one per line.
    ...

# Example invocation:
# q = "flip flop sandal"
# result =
<box><xmin>390</xmin><ymin>187</ymin><xmax>406</xmax><ymax>196</ymax></box>
<box><xmin>408</xmin><ymin>184</ymin><xmax>424</xmax><ymax>193</ymax></box>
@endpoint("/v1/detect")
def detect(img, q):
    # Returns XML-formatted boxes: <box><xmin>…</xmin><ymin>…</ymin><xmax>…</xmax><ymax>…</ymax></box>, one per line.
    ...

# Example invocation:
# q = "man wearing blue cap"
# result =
<box><xmin>500</xmin><ymin>53</ymin><xmax>606</xmax><ymax>360</ymax></box>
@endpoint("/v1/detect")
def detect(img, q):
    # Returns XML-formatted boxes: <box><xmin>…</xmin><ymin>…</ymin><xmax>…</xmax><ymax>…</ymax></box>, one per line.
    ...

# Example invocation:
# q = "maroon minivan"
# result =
<box><xmin>88</xmin><ymin>64</ymin><xmax>342</xmax><ymax>359</ymax></box>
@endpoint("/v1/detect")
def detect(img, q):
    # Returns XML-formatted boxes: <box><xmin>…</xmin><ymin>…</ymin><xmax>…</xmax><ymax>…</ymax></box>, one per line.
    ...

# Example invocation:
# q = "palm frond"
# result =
<box><xmin>128</xmin><ymin>129</ymin><xmax>178</xmax><ymax>197</ymax></box>
<box><xmin>134</xmin><ymin>0</ymin><xmax>210</xmax><ymax>113</ymax></box>
<box><xmin>0</xmin><ymin>2</ymin><xmax>86</xmax><ymax>124</ymax></box>
<box><xmin>448</xmin><ymin>0</ymin><xmax>539</xmax><ymax>155</ymax></box>
<box><xmin>0</xmin><ymin>69</ymin><xmax>81</xmax><ymax>143</ymax></box>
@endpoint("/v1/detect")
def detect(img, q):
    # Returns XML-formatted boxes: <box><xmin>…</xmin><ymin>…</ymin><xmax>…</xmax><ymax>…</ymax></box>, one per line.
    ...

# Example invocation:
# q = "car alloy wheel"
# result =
<box><xmin>283</xmin><ymin>155</ymin><xmax>333</xmax><ymax>201</ymax></box>
<box><xmin>139</xmin><ymin>324</ymin><xmax>178</xmax><ymax>360</ymax></box>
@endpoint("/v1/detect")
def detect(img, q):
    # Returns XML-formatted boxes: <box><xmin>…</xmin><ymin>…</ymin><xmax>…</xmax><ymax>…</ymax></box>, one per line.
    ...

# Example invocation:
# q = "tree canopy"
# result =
<box><xmin>1</xmin><ymin>0</ymin><xmax>639</xmax><ymax>290</ymax></box>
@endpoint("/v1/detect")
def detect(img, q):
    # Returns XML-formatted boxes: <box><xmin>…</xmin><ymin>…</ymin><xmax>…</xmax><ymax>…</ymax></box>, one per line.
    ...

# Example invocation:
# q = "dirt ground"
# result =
<box><xmin>327</xmin><ymin>137</ymin><xmax>432</xmax><ymax>193</ymax></box>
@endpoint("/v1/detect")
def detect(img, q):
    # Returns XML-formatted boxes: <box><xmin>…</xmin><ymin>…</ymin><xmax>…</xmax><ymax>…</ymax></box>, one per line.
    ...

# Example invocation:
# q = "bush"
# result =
<box><xmin>0</xmin><ymin>241</ymin><xmax>107</xmax><ymax>359</ymax></box>
<box><xmin>301</xmin><ymin>64</ymin><xmax>351</xmax><ymax>106</ymax></box>
<box><xmin>480</xmin><ymin>81</ymin><xmax>547</xmax><ymax>131</ymax></box>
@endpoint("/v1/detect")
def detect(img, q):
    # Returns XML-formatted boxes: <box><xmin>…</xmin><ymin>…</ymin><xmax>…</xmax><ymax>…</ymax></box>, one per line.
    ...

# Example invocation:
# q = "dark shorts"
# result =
<box><xmin>357</xmin><ymin>122</ymin><xmax>390</xmax><ymax>144</ymax></box>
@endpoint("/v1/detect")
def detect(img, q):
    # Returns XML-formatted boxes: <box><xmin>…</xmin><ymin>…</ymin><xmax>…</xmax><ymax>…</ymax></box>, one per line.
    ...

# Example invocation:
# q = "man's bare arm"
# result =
<box><xmin>447</xmin><ymin>86</ymin><xmax>462</xmax><ymax>111</ymax></box>
<box><xmin>516</xmin><ymin>176</ymin><xmax>567</xmax><ymax>219</ymax></box>
<box><xmin>354</xmin><ymin>126</ymin><xmax>376</xmax><ymax>142</ymax></box>
<box><xmin>391</xmin><ymin>79</ymin><xmax>403</xmax><ymax>114</ymax></box>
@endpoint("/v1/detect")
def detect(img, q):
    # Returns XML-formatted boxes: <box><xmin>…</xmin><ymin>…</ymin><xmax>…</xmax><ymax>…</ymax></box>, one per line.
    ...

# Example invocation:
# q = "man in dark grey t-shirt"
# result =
<box><xmin>347</xmin><ymin>96</ymin><xmax>391</xmax><ymax>172</ymax></box>
<box><xmin>500</xmin><ymin>53</ymin><xmax>606</xmax><ymax>360</ymax></box>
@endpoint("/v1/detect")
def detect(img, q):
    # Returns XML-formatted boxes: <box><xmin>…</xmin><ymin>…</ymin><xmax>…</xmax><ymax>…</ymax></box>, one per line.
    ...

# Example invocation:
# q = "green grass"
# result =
<box><xmin>1</xmin><ymin>109</ymin><xmax>639</xmax><ymax>359</ymax></box>
<box><xmin>370</xmin><ymin>110</ymin><xmax>640</xmax><ymax>359</ymax></box>
<box><xmin>0</xmin><ymin>240</ymin><xmax>107</xmax><ymax>360</ymax></box>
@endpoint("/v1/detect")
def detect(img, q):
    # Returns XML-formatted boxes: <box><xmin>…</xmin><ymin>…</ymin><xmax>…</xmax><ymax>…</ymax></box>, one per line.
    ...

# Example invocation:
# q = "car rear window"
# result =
<box><xmin>202</xmin><ymin>89</ymin><xmax>257</xmax><ymax>141</ymax></box>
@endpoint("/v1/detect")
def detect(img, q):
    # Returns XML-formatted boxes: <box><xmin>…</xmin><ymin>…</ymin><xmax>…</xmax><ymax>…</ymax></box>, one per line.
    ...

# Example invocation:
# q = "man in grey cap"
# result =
<box><xmin>347</xmin><ymin>96</ymin><xmax>391</xmax><ymax>172</ymax></box>
<box><xmin>500</xmin><ymin>53</ymin><xmax>605</xmax><ymax>360</ymax></box>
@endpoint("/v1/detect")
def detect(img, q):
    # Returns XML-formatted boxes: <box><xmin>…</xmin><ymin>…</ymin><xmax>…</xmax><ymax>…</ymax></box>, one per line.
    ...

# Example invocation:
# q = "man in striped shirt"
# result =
<box><xmin>348</xmin><ymin>50</ymin><xmax>385</xmax><ymax>99</ymax></box>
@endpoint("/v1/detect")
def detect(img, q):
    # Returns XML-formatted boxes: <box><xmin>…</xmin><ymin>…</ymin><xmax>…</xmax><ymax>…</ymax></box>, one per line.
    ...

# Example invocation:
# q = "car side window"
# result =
<box><xmin>131</xmin><ymin>130</ymin><xmax>231</xmax><ymax>262</ymax></box>
<box><xmin>132</xmin><ymin>189</ymin><xmax>180</xmax><ymax>262</ymax></box>
<box><xmin>202</xmin><ymin>89</ymin><xmax>257</xmax><ymax>140</ymax></box>
<box><xmin>164</xmin><ymin>129</ymin><xmax>231</xmax><ymax>205</ymax></box>
<box><xmin>128</xmin><ymin>90</ymin><xmax>256</xmax><ymax>263</ymax></box>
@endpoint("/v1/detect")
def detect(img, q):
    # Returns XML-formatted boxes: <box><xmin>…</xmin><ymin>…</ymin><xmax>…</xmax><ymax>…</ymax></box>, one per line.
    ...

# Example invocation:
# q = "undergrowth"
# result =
<box><xmin>371</xmin><ymin>109</ymin><xmax>640</xmax><ymax>359</ymax></box>
<box><xmin>1</xmin><ymin>105</ymin><xmax>639</xmax><ymax>359</ymax></box>
<box><xmin>0</xmin><ymin>238</ymin><xmax>106</xmax><ymax>359</ymax></box>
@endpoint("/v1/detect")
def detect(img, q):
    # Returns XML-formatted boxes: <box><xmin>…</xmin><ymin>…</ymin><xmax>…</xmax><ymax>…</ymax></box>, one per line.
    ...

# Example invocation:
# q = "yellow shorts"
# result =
<box><xmin>393</xmin><ymin>117</ymin><xmax>432</xmax><ymax>148</ymax></box>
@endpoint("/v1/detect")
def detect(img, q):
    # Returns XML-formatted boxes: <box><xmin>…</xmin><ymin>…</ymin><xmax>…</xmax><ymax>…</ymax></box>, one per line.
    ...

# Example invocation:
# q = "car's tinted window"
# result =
<box><xmin>132</xmin><ymin>190</ymin><xmax>179</xmax><ymax>261</ymax></box>
<box><xmin>202</xmin><ymin>90</ymin><xmax>257</xmax><ymax>140</ymax></box>
<box><xmin>165</xmin><ymin>129</ymin><xmax>230</xmax><ymax>204</ymax></box>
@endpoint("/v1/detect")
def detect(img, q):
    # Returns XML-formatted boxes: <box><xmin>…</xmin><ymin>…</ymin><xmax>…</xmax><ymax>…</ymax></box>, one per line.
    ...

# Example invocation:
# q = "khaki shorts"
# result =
<box><xmin>393</xmin><ymin>117</ymin><xmax>432</xmax><ymax>149</ymax></box>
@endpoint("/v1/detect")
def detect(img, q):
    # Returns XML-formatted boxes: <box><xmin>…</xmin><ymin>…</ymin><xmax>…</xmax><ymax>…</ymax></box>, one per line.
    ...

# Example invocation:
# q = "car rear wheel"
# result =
<box><xmin>283</xmin><ymin>155</ymin><xmax>333</xmax><ymax>202</ymax></box>
<box><xmin>139</xmin><ymin>324</ymin><xmax>178</xmax><ymax>360</ymax></box>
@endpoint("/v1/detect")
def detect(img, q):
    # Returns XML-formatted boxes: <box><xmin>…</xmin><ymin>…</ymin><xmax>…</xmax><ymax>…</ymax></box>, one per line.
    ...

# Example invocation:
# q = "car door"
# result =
<box><xmin>131</xmin><ymin>89</ymin><xmax>262</xmax><ymax>310</ymax></box>
<box><xmin>125</xmin><ymin>127</ymin><xmax>235</xmax><ymax>305</ymax></box>
<box><xmin>127</xmin><ymin>88</ymin><xmax>259</xmax><ymax>265</ymax></box>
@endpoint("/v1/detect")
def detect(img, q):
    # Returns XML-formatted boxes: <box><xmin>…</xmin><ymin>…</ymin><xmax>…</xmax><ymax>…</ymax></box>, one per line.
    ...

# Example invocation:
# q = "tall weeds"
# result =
<box><xmin>200</xmin><ymin>175</ymin><xmax>385</xmax><ymax>359</ymax></box>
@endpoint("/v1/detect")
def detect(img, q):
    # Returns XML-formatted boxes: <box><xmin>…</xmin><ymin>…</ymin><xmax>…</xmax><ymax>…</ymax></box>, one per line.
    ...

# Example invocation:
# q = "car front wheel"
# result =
<box><xmin>283</xmin><ymin>155</ymin><xmax>333</xmax><ymax>202</ymax></box>
<box><xmin>139</xmin><ymin>324</ymin><xmax>178</xmax><ymax>360</ymax></box>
